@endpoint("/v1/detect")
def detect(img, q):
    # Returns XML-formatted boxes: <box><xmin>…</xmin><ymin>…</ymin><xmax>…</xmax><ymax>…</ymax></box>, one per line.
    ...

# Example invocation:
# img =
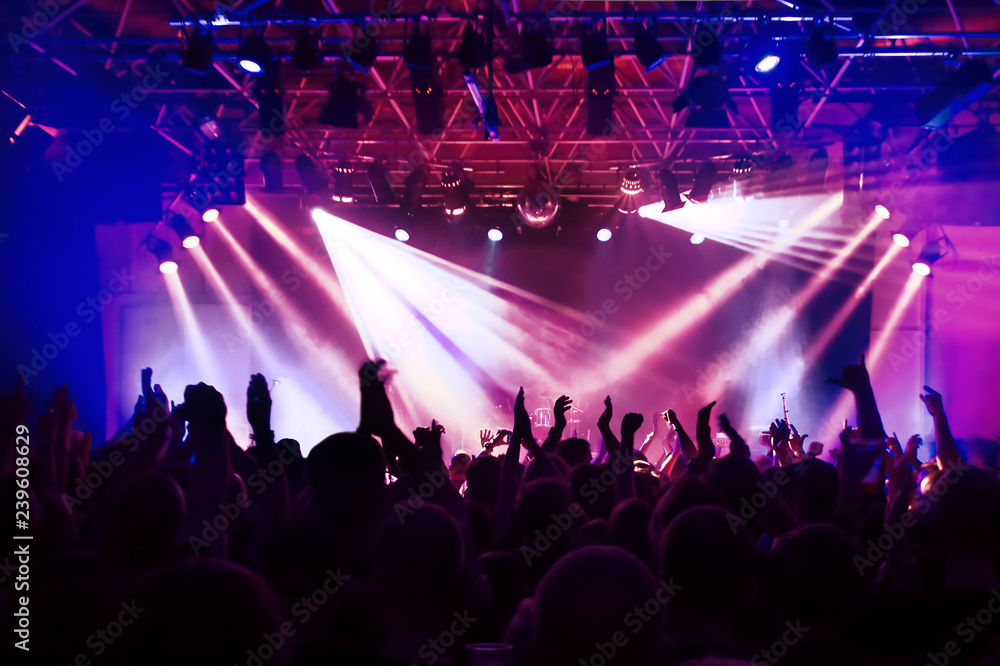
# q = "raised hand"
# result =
<box><xmin>246</xmin><ymin>373</ymin><xmax>273</xmax><ymax>435</ymax></box>
<box><xmin>770</xmin><ymin>419</ymin><xmax>790</xmax><ymax>444</ymax></box>
<box><xmin>513</xmin><ymin>387</ymin><xmax>532</xmax><ymax>440</ymax></box>
<box><xmin>621</xmin><ymin>412</ymin><xmax>644</xmax><ymax>438</ymax></box>
<box><xmin>553</xmin><ymin>395</ymin><xmax>572</xmax><ymax>430</ymax></box>
<box><xmin>825</xmin><ymin>354</ymin><xmax>872</xmax><ymax>394</ymax></box>
<box><xmin>666</xmin><ymin>409</ymin><xmax>696</xmax><ymax>462</ymax></box>
<box><xmin>719</xmin><ymin>413</ymin><xmax>750</xmax><ymax>459</ymax></box>
<box><xmin>919</xmin><ymin>386</ymin><xmax>944</xmax><ymax>418</ymax></box>
<box><xmin>479</xmin><ymin>429</ymin><xmax>493</xmax><ymax>448</ymax></box>
<box><xmin>788</xmin><ymin>424</ymin><xmax>808</xmax><ymax>459</ymax></box>
<box><xmin>358</xmin><ymin>360</ymin><xmax>394</xmax><ymax>437</ymax></box>
<box><xmin>598</xmin><ymin>395</ymin><xmax>613</xmax><ymax>431</ymax></box>
<box><xmin>886</xmin><ymin>432</ymin><xmax>902</xmax><ymax>459</ymax></box>
<box><xmin>696</xmin><ymin>401</ymin><xmax>716</xmax><ymax>452</ymax></box>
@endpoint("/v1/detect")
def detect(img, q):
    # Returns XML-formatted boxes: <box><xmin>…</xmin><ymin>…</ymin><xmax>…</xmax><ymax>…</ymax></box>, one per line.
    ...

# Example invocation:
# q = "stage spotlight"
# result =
<box><xmin>460</xmin><ymin>23</ymin><xmax>488</xmax><ymax>71</ymax></box>
<box><xmin>295</xmin><ymin>154</ymin><xmax>329</xmax><ymax>194</ymax></box>
<box><xmin>731</xmin><ymin>155</ymin><xmax>756</xmax><ymax>179</ymax></box>
<box><xmin>522</xmin><ymin>22</ymin><xmax>553</xmax><ymax>70</ymax></box>
<box><xmin>404</xmin><ymin>23</ymin><xmax>433</xmax><ymax>70</ymax></box>
<box><xmin>690</xmin><ymin>232</ymin><xmax>706</xmax><ymax>245</ymax></box>
<box><xmin>874</xmin><ymin>204</ymin><xmax>890</xmax><ymax>220</ymax></box>
<box><xmin>410</xmin><ymin>67</ymin><xmax>444</xmax><ymax>135</ymax></box>
<box><xmin>912</xmin><ymin>238</ymin><xmax>948</xmax><ymax>276</ymax></box>
<box><xmin>252</xmin><ymin>59</ymin><xmax>285</xmax><ymax>137</ymax></box>
<box><xmin>806</xmin><ymin>23</ymin><xmax>837</xmax><ymax>69</ymax></box>
<box><xmin>367</xmin><ymin>162</ymin><xmax>397</xmax><ymax>205</ymax></box>
<box><xmin>581</xmin><ymin>21</ymin><xmax>611</xmax><ymax>70</ymax></box>
<box><xmin>345</xmin><ymin>25</ymin><xmax>379</xmax><ymax>72</ymax></box>
<box><xmin>292</xmin><ymin>27</ymin><xmax>323</xmax><ymax>71</ymax></box>
<box><xmin>331</xmin><ymin>161</ymin><xmax>354</xmax><ymax>203</ymax></box>
<box><xmin>892</xmin><ymin>218</ymin><xmax>922</xmax><ymax>248</ymax></box>
<box><xmin>238</xmin><ymin>34</ymin><xmax>272</xmax><ymax>75</ymax></box>
<box><xmin>403</xmin><ymin>167</ymin><xmax>428</xmax><ymax>212</ymax></box>
<box><xmin>167</xmin><ymin>213</ymin><xmax>200</xmax><ymax>249</ymax></box>
<box><xmin>596</xmin><ymin>227</ymin><xmax>613</xmax><ymax>242</ymax></box>
<box><xmin>634</xmin><ymin>21</ymin><xmax>667</xmax><ymax>72</ymax></box>
<box><xmin>683</xmin><ymin>73</ymin><xmax>731</xmax><ymax>128</ymax></box>
<box><xmin>658</xmin><ymin>168</ymin><xmax>685</xmax><ymax>213</ymax></box>
<box><xmin>586</xmin><ymin>60</ymin><xmax>617</xmax><ymax>136</ymax></box>
<box><xmin>181</xmin><ymin>27</ymin><xmax>213</xmax><ymax>73</ymax></box>
<box><xmin>319</xmin><ymin>78</ymin><xmax>362</xmax><ymax>129</ymax></box>
<box><xmin>147</xmin><ymin>236</ymin><xmax>178</xmax><ymax>273</ymax></box>
<box><xmin>202</xmin><ymin>208</ymin><xmax>220</xmax><ymax>223</ymax></box>
<box><xmin>487</xmin><ymin>228</ymin><xmax>503</xmax><ymax>242</ymax></box>
<box><xmin>620</xmin><ymin>168</ymin><xmax>643</xmax><ymax>195</ymax></box>
<box><xmin>442</xmin><ymin>168</ymin><xmax>471</xmax><ymax>216</ymax></box>
<box><xmin>197</xmin><ymin>116</ymin><xmax>220</xmax><ymax>141</ymax></box>
<box><xmin>749</xmin><ymin>35</ymin><xmax>781</xmax><ymax>74</ymax></box>
<box><xmin>394</xmin><ymin>228</ymin><xmax>410</xmax><ymax>242</ymax></box>
<box><xmin>688</xmin><ymin>161</ymin><xmax>718</xmax><ymax>203</ymax></box>
<box><xmin>691</xmin><ymin>22</ymin><xmax>721</xmax><ymax>68</ymax></box>
<box><xmin>770</xmin><ymin>80</ymin><xmax>800</xmax><ymax>133</ymax></box>
<box><xmin>260</xmin><ymin>150</ymin><xmax>284</xmax><ymax>193</ymax></box>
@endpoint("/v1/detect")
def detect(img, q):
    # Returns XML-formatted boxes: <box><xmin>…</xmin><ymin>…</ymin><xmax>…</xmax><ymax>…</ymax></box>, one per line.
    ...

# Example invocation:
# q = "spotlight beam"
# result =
<box><xmin>163</xmin><ymin>272</ymin><xmax>216</xmax><ymax>379</ymax></box>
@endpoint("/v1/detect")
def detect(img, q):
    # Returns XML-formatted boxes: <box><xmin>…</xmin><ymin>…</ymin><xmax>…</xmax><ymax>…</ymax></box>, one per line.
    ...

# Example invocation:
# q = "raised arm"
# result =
<box><xmin>826</xmin><ymin>354</ymin><xmax>885</xmax><ymax>441</ymax></box>
<box><xmin>920</xmin><ymin>386</ymin><xmax>962</xmax><ymax>470</ymax></box>
<box><xmin>541</xmin><ymin>395</ymin><xmax>572</xmax><ymax>453</ymax></box>
<box><xmin>688</xmin><ymin>401</ymin><xmax>717</xmax><ymax>474</ymax></box>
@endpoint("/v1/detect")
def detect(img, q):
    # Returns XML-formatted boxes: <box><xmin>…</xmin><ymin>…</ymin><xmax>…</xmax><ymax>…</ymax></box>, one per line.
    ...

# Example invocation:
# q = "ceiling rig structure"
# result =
<box><xmin>3</xmin><ymin>0</ymin><xmax>1000</xmax><ymax>211</ymax></box>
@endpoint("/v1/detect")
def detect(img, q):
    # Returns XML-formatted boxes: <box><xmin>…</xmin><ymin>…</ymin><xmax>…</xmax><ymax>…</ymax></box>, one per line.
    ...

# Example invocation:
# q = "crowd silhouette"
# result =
<box><xmin>2</xmin><ymin>354</ymin><xmax>999</xmax><ymax>666</ymax></box>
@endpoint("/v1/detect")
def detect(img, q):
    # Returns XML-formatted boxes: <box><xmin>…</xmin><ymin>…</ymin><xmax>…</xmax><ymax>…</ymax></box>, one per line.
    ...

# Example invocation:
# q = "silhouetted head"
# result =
<box><xmin>371</xmin><ymin>504</ymin><xmax>465</xmax><ymax>613</ymax></box>
<box><xmin>557</xmin><ymin>438</ymin><xmax>592</xmax><ymax>468</ymax></box>
<box><xmin>115</xmin><ymin>559</ymin><xmax>287</xmax><ymax>666</ymax></box>
<box><xmin>524</xmin><ymin>453</ymin><xmax>569</xmax><ymax>482</ymax></box>
<box><xmin>450</xmin><ymin>451</ymin><xmax>472</xmax><ymax>479</ymax></box>
<box><xmin>531</xmin><ymin>546</ymin><xmax>660</xmax><ymax>666</ymax></box>
<box><xmin>570</xmin><ymin>463</ymin><xmax>616</xmax><ymax>520</ymax></box>
<box><xmin>770</xmin><ymin>523</ymin><xmax>860</xmax><ymax>629</ymax></box>
<box><xmin>465</xmin><ymin>454</ymin><xmax>502</xmax><ymax>506</ymax></box>
<box><xmin>307</xmin><ymin>432</ymin><xmax>386</xmax><ymax>523</ymax></box>
<box><xmin>649</xmin><ymin>477</ymin><xmax>728</xmax><ymax>560</ymax></box>
<box><xmin>110</xmin><ymin>472</ymin><xmax>186</xmax><ymax>568</ymax></box>
<box><xmin>659</xmin><ymin>506</ymin><xmax>754</xmax><ymax>615</ymax></box>
<box><xmin>793</xmin><ymin>458</ymin><xmax>839</xmax><ymax>523</ymax></box>
<box><xmin>611</xmin><ymin>498</ymin><xmax>654</xmax><ymax>567</ymax></box>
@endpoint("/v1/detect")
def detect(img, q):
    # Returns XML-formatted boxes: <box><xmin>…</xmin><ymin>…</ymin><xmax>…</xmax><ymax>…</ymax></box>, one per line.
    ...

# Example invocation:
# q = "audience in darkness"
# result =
<box><xmin>1</xmin><ymin>354</ymin><xmax>999</xmax><ymax>666</ymax></box>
